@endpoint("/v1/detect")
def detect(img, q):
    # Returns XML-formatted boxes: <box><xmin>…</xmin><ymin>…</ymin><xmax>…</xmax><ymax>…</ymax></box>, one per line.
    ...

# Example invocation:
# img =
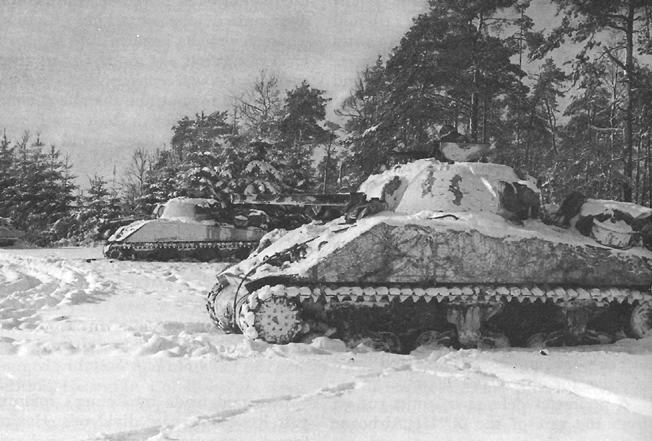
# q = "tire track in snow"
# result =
<box><xmin>0</xmin><ymin>252</ymin><xmax>114</xmax><ymax>329</ymax></box>
<box><xmin>414</xmin><ymin>351</ymin><xmax>652</xmax><ymax>418</ymax></box>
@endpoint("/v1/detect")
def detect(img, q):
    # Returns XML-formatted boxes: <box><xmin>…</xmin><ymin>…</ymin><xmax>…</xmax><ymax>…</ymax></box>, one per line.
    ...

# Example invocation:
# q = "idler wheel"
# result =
<box><xmin>105</xmin><ymin>246</ymin><xmax>124</xmax><ymax>260</ymax></box>
<box><xmin>239</xmin><ymin>296</ymin><xmax>303</xmax><ymax>344</ymax></box>
<box><xmin>630</xmin><ymin>302</ymin><xmax>652</xmax><ymax>339</ymax></box>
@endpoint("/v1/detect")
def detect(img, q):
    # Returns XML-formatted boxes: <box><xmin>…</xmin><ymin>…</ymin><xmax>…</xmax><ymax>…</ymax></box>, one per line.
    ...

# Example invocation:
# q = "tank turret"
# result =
<box><xmin>207</xmin><ymin>154</ymin><xmax>652</xmax><ymax>352</ymax></box>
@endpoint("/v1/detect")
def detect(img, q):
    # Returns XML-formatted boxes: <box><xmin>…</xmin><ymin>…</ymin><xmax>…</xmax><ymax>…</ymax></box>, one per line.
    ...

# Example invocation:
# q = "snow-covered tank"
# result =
<box><xmin>104</xmin><ymin>197</ymin><xmax>267</xmax><ymax>262</ymax></box>
<box><xmin>206</xmin><ymin>155</ymin><xmax>652</xmax><ymax>352</ymax></box>
<box><xmin>0</xmin><ymin>217</ymin><xmax>24</xmax><ymax>247</ymax></box>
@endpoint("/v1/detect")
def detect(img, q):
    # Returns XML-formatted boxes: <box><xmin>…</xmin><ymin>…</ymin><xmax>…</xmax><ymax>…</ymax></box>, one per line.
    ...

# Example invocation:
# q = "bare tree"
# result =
<box><xmin>235</xmin><ymin>70</ymin><xmax>283</xmax><ymax>140</ymax></box>
<box><xmin>121</xmin><ymin>146</ymin><xmax>152</xmax><ymax>210</ymax></box>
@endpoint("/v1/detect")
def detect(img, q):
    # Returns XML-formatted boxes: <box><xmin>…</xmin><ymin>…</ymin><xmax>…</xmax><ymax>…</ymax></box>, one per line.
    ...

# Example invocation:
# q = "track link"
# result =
<box><xmin>104</xmin><ymin>240</ymin><xmax>258</xmax><ymax>261</ymax></box>
<box><xmin>247</xmin><ymin>283</ymin><xmax>652</xmax><ymax>307</ymax></box>
<box><xmin>228</xmin><ymin>283</ymin><xmax>652</xmax><ymax>351</ymax></box>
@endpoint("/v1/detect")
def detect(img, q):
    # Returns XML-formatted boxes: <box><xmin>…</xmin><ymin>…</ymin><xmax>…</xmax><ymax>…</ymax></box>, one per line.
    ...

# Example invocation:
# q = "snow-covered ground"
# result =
<box><xmin>1</xmin><ymin>246</ymin><xmax>651</xmax><ymax>441</ymax></box>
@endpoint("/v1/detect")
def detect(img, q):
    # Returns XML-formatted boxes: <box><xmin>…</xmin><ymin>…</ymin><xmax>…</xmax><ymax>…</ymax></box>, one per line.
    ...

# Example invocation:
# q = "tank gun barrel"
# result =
<box><xmin>231</xmin><ymin>192</ymin><xmax>364</xmax><ymax>207</ymax></box>
<box><xmin>388</xmin><ymin>150</ymin><xmax>433</xmax><ymax>160</ymax></box>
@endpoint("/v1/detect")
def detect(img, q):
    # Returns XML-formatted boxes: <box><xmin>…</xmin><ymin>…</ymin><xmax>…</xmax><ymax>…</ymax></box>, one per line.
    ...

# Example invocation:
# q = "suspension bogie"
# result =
<box><xmin>206</xmin><ymin>281</ymin><xmax>652</xmax><ymax>353</ymax></box>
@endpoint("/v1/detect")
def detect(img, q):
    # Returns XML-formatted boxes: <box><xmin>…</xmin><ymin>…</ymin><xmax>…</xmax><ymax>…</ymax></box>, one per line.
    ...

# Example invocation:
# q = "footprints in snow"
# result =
<box><xmin>83</xmin><ymin>361</ymin><xmax>407</xmax><ymax>441</ymax></box>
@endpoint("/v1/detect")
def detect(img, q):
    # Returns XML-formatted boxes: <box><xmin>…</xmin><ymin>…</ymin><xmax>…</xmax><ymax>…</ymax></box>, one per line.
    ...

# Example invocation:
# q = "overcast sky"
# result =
<box><xmin>0</xmin><ymin>0</ymin><xmax>555</xmax><ymax>187</ymax></box>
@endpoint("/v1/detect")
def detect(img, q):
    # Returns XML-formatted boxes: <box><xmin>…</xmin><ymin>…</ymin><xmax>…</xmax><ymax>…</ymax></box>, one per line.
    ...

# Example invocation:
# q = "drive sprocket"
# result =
<box><xmin>238</xmin><ymin>295</ymin><xmax>303</xmax><ymax>344</ymax></box>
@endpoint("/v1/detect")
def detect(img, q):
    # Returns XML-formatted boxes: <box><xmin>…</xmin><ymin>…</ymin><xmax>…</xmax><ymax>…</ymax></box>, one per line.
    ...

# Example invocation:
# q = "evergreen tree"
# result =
<box><xmin>550</xmin><ymin>58</ymin><xmax>634</xmax><ymax>202</ymax></box>
<box><xmin>535</xmin><ymin>0</ymin><xmax>652</xmax><ymax>201</ymax></box>
<box><xmin>232</xmin><ymin>72</ymin><xmax>290</xmax><ymax>196</ymax></box>
<box><xmin>495</xmin><ymin>58</ymin><xmax>568</xmax><ymax>200</ymax></box>
<box><xmin>52</xmin><ymin>174</ymin><xmax>124</xmax><ymax>244</ymax></box>
<box><xmin>338</xmin><ymin>1</ymin><xmax>529</xmax><ymax>186</ymax></box>
<box><xmin>3</xmin><ymin>132</ymin><xmax>76</xmax><ymax>244</ymax></box>
<box><xmin>279</xmin><ymin>81</ymin><xmax>330</xmax><ymax>191</ymax></box>
<box><xmin>141</xmin><ymin>107</ymin><xmax>286</xmax><ymax>209</ymax></box>
<box><xmin>385</xmin><ymin>0</ymin><xmax>526</xmax><ymax>145</ymax></box>
<box><xmin>337</xmin><ymin>58</ymin><xmax>393</xmax><ymax>183</ymax></box>
<box><xmin>315</xmin><ymin>122</ymin><xmax>343</xmax><ymax>193</ymax></box>
<box><xmin>0</xmin><ymin>131</ymin><xmax>16</xmax><ymax>218</ymax></box>
<box><xmin>139</xmin><ymin>111</ymin><xmax>234</xmax><ymax>204</ymax></box>
<box><xmin>631</xmin><ymin>66</ymin><xmax>652</xmax><ymax>205</ymax></box>
<box><xmin>81</xmin><ymin>174</ymin><xmax>123</xmax><ymax>241</ymax></box>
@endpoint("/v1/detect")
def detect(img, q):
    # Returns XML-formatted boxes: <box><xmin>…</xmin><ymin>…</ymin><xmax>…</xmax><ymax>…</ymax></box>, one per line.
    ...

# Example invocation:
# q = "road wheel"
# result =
<box><xmin>630</xmin><ymin>302</ymin><xmax>652</xmax><ymax>339</ymax></box>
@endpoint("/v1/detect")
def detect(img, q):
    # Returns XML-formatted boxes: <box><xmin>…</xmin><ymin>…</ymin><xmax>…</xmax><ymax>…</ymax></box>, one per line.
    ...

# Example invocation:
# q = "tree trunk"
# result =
<box><xmin>622</xmin><ymin>1</ymin><xmax>635</xmax><ymax>202</ymax></box>
<box><xmin>470</xmin><ymin>69</ymin><xmax>480</xmax><ymax>142</ymax></box>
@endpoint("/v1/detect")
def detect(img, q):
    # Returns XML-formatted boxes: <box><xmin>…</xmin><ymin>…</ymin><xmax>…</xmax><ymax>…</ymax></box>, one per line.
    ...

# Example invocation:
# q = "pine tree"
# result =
<box><xmin>551</xmin><ymin>59</ymin><xmax>629</xmax><ymax>202</ymax></box>
<box><xmin>337</xmin><ymin>57</ymin><xmax>394</xmax><ymax>184</ymax></box>
<box><xmin>495</xmin><ymin>58</ymin><xmax>568</xmax><ymax>200</ymax></box>
<box><xmin>0</xmin><ymin>132</ymin><xmax>77</xmax><ymax>244</ymax></box>
<box><xmin>279</xmin><ymin>81</ymin><xmax>330</xmax><ymax>191</ymax></box>
<box><xmin>0</xmin><ymin>131</ymin><xmax>16</xmax><ymax>219</ymax></box>
<box><xmin>385</xmin><ymin>0</ymin><xmax>526</xmax><ymax>144</ymax></box>
<box><xmin>534</xmin><ymin>0</ymin><xmax>652</xmax><ymax>201</ymax></box>
<box><xmin>337</xmin><ymin>0</ymin><xmax>529</xmax><ymax>187</ymax></box>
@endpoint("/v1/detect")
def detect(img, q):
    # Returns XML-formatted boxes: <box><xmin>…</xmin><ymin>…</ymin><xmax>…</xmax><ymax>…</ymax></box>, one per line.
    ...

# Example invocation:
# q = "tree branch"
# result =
<box><xmin>602</xmin><ymin>47</ymin><xmax>627</xmax><ymax>71</ymax></box>
<box><xmin>589</xmin><ymin>125</ymin><xmax>621</xmax><ymax>133</ymax></box>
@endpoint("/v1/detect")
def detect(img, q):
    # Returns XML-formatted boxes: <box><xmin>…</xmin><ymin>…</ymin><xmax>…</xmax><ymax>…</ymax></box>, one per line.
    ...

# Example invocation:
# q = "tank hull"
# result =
<box><xmin>104</xmin><ymin>219</ymin><xmax>265</xmax><ymax>261</ymax></box>
<box><xmin>104</xmin><ymin>197</ymin><xmax>266</xmax><ymax>262</ymax></box>
<box><xmin>208</xmin><ymin>214</ymin><xmax>652</xmax><ymax>351</ymax></box>
<box><xmin>299</xmin><ymin>221</ymin><xmax>651</xmax><ymax>287</ymax></box>
<box><xmin>206</xmin><ymin>159</ymin><xmax>652</xmax><ymax>351</ymax></box>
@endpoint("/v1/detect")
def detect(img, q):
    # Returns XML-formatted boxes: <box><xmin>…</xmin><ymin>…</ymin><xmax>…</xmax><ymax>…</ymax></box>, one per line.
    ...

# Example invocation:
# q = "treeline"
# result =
<box><xmin>121</xmin><ymin>75</ymin><xmax>337</xmax><ymax>213</ymax></box>
<box><xmin>0</xmin><ymin>130</ymin><xmax>123</xmax><ymax>245</ymax></box>
<box><xmin>339</xmin><ymin>0</ymin><xmax>652</xmax><ymax>204</ymax></box>
<box><xmin>1</xmin><ymin>0</ymin><xmax>651</xmax><ymax>246</ymax></box>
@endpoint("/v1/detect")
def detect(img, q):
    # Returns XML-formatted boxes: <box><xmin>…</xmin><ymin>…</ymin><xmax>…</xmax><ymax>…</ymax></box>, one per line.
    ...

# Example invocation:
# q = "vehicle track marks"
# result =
<box><xmin>412</xmin><ymin>351</ymin><xmax>652</xmax><ymax>418</ymax></box>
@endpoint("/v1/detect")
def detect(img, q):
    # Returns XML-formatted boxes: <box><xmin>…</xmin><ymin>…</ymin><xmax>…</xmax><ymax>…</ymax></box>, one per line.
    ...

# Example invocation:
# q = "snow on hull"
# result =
<box><xmin>109</xmin><ymin>218</ymin><xmax>264</xmax><ymax>243</ymax></box>
<box><xmin>311</xmin><ymin>221</ymin><xmax>651</xmax><ymax>286</ymax></box>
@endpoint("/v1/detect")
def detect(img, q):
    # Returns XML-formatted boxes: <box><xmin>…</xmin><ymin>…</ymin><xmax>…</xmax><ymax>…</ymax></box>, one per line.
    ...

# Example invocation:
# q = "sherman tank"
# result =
<box><xmin>206</xmin><ymin>155</ymin><xmax>652</xmax><ymax>352</ymax></box>
<box><xmin>104</xmin><ymin>194</ymin><xmax>355</xmax><ymax>262</ymax></box>
<box><xmin>104</xmin><ymin>197</ymin><xmax>268</xmax><ymax>262</ymax></box>
<box><xmin>0</xmin><ymin>217</ymin><xmax>24</xmax><ymax>247</ymax></box>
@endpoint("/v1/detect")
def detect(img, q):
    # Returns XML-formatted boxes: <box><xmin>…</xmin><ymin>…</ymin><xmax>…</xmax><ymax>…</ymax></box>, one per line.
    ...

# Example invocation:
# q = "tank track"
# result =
<box><xmin>104</xmin><ymin>240</ymin><xmax>257</xmax><ymax>262</ymax></box>
<box><xmin>209</xmin><ymin>282</ymin><xmax>652</xmax><ymax>352</ymax></box>
<box><xmin>247</xmin><ymin>284</ymin><xmax>651</xmax><ymax>306</ymax></box>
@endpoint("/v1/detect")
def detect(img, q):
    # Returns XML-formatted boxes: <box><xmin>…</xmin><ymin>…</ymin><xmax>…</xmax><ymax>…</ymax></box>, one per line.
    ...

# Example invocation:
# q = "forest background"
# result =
<box><xmin>1</xmin><ymin>0</ymin><xmax>651</xmax><ymax>246</ymax></box>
